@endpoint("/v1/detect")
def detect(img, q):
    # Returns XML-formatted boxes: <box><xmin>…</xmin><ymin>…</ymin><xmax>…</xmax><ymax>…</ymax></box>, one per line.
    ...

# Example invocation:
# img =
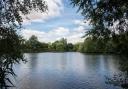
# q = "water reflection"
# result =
<box><xmin>58</xmin><ymin>53</ymin><xmax>67</xmax><ymax>71</ymax></box>
<box><xmin>2</xmin><ymin>53</ymin><xmax>128</xmax><ymax>89</ymax></box>
<box><xmin>106</xmin><ymin>56</ymin><xmax>128</xmax><ymax>89</ymax></box>
<box><xmin>12</xmin><ymin>52</ymin><xmax>124</xmax><ymax>89</ymax></box>
<box><xmin>28</xmin><ymin>53</ymin><xmax>38</xmax><ymax>70</ymax></box>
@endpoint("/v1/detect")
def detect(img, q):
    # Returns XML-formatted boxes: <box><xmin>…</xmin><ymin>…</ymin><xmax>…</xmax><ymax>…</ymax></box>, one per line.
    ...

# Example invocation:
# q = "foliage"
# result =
<box><xmin>70</xmin><ymin>0</ymin><xmax>128</xmax><ymax>55</ymax></box>
<box><xmin>0</xmin><ymin>0</ymin><xmax>47</xmax><ymax>88</ymax></box>
<box><xmin>22</xmin><ymin>34</ymin><xmax>128</xmax><ymax>54</ymax></box>
<box><xmin>0</xmin><ymin>27</ymin><xmax>25</xmax><ymax>88</ymax></box>
<box><xmin>74</xmin><ymin>34</ymin><xmax>128</xmax><ymax>54</ymax></box>
<box><xmin>0</xmin><ymin>0</ymin><xmax>47</xmax><ymax>27</ymax></box>
<box><xmin>53</xmin><ymin>38</ymin><xmax>67</xmax><ymax>52</ymax></box>
<box><xmin>23</xmin><ymin>35</ymin><xmax>49</xmax><ymax>52</ymax></box>
<box><xmin>22</xmin><ymin>36</ymin><xmax>75</xmax><ymax>52</ymax></box>
<box><xmin>81</xmin><ymin>37</ymin><xmax>111</xmax><ymax>53</ymax></box>
<box><xmin>73</xmin><ymin>42</ymin><xmax>83</xmax><ymax>52</ymax></box>
<box><xmin>67</xmin><ymin>43</ymin><xmax>74</xmax><ymax>51</ymax></box>
<box><xmin>70</xmin><ymin>0</ymin><xmax>128</xmax><ymax>31</ymax></box>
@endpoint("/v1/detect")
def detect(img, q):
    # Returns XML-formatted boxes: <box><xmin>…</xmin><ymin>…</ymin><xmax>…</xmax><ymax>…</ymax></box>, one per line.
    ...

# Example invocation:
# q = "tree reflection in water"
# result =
<box><xmin>106</xmin><ymin>56</ymin><xmax>128</xmax><ymax>89</ymax></box>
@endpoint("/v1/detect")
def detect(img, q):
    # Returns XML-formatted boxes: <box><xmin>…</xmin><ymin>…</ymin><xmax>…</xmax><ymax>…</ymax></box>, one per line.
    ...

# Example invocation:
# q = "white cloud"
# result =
<box><xmin>22</xmin><ymin>0</ymin><xmax>63</xmax><ymax>25</ymax></box>
<box><xmin>74</xmin><ymin>19</ymin><xmax>91</xmax><ymax>28</ymax></box>
<box><xmin>21</xmin><ymin>26</ymin><xmax>85</xmax><ymax>43</ymax></box>
<box><xmin>49</xmin><ymin>27</ymin><xmax>70</xmax><ymax>36</ymax></box>
<box><xmin>74</xmin><ymin>20</ymin><xmax>85</xmax><ymax>26</ymax></box>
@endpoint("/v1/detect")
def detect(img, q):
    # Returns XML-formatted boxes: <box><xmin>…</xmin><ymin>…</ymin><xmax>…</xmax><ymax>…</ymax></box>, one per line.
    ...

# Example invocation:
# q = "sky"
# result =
<box><xmin>21</xmin><ymin>0</ymin><xmax>90</xmax><ymax>43</ymax></box>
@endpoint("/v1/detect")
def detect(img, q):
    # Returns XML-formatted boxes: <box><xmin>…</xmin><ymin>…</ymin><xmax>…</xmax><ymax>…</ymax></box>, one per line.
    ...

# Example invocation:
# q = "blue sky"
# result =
<box><xmin>21</xmin><ymin>0</ymin><xmax>90</xmax><ymax>43</ymax></box>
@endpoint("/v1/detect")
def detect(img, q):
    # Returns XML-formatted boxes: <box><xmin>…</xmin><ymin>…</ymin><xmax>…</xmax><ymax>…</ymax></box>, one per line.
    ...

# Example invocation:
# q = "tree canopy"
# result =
<box><xmin>22</xmin><ymin>36</ymin><xmax>75</xmax><ymax>52</ymax></box>
<box><xmin>0</xmin><ymin>0</ymin><xmax>47</xmax><ymax>27</ymax></box>
<box><xmin>70</xmin><ymin>0</ymin><xmax>128</xmax><ymax>54</ymax></box>
<box><xmin>71</xmin><ymin>0</ymin><xmax>128</xmax><ymax>35</ymax></box>
<box><xmin>0</xmin><ymin>0</ymin><xmax>47</xmax><ymax>88</ymax></box>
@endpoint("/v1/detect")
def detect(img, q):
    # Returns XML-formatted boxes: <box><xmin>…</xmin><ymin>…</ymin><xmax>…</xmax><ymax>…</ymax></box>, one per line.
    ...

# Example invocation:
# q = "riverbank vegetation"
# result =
<box><xmin>70</xmin><ymin>0</ymin><xmax>128</xmax><ymax>55</ymax></box>
<box><xmin>21</xmin><ymin>34</ymin><xmax>128</xmax><ymax>55</ymax></box>
<box><xmin>21</xmin><ymin>35</ymin><xmax>74</xmax><ymax>52</ymax></box>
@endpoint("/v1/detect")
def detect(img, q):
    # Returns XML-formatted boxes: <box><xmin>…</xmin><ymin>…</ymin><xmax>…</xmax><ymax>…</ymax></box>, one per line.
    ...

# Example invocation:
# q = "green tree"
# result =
<box><xmin>40</xmin><ymin>43</ymin><xmax>49</xmax><ymax>52</ymax></box>
<box><xmin>48</xmin><ymin>43</ymin><xmax>55</xmax><ymax>51</ymax></box>
<box><xmin>67</xmin><ymin>43</ymin><xmax>74</xmax><ymax>51</ymax></box>
<box><xmin>24</xmin><ymin>35</ymin><xmax>41</xmax><ymax>52</ymax></box>
<box><xmin>73</xmin><ymin>42</ymin><xmax>83</xmax><ymax>52</ymax></box>
<box><xmin>70</xmin><ymin>0</ymin><xmax>128</xmax><ymax>54</ymax></box>
<box><xmin>0</xmin><ymin>0</ymin><xmax>47</xmax><ymax>27</ymax></box>
<box><xmin>50</xmin><ymin>38</ymin><xmax>68</xmax><ymax>52</ymax></box>
<box><xmin>0</xmin><ymin>0</ymin><xmax>47</xmax><ymax>88</ymax></box>
<box><xmin>0</xmin><ymin>27</ymin><xmax>25</xmax><ymax>88</ymax></box>
<box><xmin>82</xmin><ymin>37</ymin><xmax>108</xmax><ymax>53</ymax></box>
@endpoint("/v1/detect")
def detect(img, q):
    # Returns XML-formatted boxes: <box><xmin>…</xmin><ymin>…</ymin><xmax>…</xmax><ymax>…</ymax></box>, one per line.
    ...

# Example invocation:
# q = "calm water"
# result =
<box><xmin>12</xmin><ymin>52</ymin><xmax>123</xmax><ymax>89</ymax></box>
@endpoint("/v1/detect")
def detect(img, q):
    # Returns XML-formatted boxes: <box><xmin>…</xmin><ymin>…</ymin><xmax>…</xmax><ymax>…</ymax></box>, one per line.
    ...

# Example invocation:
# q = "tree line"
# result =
<box><xmin>21</xmin><ymin>34</ymin><xmax>128</xmax><ymax>54</ymax></box>
<box><xmin>22</xmin><ymin>35</ymin><xmax>74</xmax><ymax>52</ymax></box>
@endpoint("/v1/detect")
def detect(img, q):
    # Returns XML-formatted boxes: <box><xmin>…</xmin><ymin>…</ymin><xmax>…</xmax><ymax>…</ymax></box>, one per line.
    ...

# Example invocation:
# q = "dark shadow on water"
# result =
<box><xmin>0</xmin><ymin>55</ymin><xmax>25</xmax><ymax>89</ymax></box>
<box><xmin>0</xmin><ymin>62</ymin><xmax>16</xmax><ymax>89</ymax></box>
<box><xmin>0</xmin><ymin>59</ymin><xmax>25</xmax><ymax>89</ymax></box>
<box><xmin>106</xmin><ymin>55</ymin><xmax>128</xmax><ymax>89</ymax></box>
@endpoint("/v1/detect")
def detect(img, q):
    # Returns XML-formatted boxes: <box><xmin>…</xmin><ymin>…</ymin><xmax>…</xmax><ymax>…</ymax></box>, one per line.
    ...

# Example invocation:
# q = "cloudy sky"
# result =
<box><xmin>21</xmin><ymin>0</ymin><xmax>90</xmax><ymax>43</ymax></box>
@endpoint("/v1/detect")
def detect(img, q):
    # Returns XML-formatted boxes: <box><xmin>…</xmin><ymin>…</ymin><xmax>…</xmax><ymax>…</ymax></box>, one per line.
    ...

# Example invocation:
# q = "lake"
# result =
<box><xmin>12</xmin><ymin>52</ymin><xmax>123</xmax><ymax>89</ymax></box>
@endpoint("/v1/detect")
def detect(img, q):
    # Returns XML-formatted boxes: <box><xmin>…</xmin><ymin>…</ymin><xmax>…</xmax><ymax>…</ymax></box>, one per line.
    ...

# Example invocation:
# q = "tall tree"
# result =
<box><xmin>70</xmin><ymin>0</ymin><xmax>128</xmax><ymax>88</ymax></box>
<box><xmin>70</xmin><ymin>0</ymin><xmax>128</xmax><ymax>54</ymax></box>
<box><xmin>70</xmin><ymin>0</ymin><xmax>128</xmax><ymax>34</ymax></box>
<box><xmin>0</xmin><ymin>0</ymin><xmax>47</xmax><ymax>88</ymax></box>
